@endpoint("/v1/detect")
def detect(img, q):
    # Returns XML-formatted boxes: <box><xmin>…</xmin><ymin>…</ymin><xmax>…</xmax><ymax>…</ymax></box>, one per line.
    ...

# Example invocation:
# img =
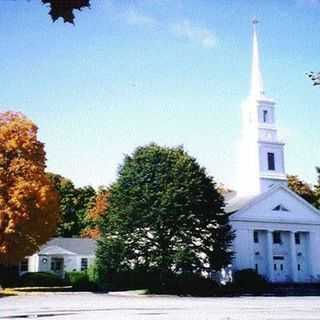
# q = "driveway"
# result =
<box><xmin>1</xmin><ymin>292</ymin><xmax>320</xmax><ymax>319</ymax></box>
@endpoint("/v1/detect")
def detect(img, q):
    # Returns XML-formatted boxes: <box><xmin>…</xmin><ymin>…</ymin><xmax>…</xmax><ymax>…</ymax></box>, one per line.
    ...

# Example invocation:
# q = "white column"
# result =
<box><xmin>290</xmin><ymin>231</ymin><xmax>298</xmax><ymax>282</ymax></box>
<box><xmin>266</xmin><ymin>230</ymin><xmax>273</xmax><ymax>282</ymax></box>
<box><xmin>307</xmin><ymin>232</ymin><xmax>315</xmax><ymax>281</ymax></box>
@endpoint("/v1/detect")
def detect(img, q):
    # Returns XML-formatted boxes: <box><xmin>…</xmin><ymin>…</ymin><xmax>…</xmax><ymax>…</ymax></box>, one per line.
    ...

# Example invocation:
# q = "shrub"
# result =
<box><xmin>233</xmin><ymin>269</ymin><xmax>269</xmax><ymax>292</ymax></box>
<box><xmin>18</xmin><ymin>272</ymin><xmax>67</xmax><ymax>287</ymax></box>
<box><xmin>66</xmin><ymin>271</ymin><xmax>97</xmax><ymax>291</ymax></box>
<box><xmin>102</xmin><ymin>269</ymin><xmax>219</xmax><ymax>296</ymax></box>
<box><xmin>148</xmin><ymin>272</ymin><xmax>219</xmax><ymax>296</ymax></box>
<box><xmin>0</xmin><ymin>265</ymin><xmax>19</xmax><ymax>288</ymax></box>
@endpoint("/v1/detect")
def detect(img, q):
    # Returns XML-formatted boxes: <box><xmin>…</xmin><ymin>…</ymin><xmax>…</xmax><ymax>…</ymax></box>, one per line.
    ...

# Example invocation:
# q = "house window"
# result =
<box><xmin>295</xmin><ymin>233</ymin><xmax>300</xmax><ymax>245</ymax></box>
<box><xmin>263</xmin><ymin>110</ymin><xmax>268</xmax><ymax>123</ymax></box>
<box><xmin>81</xmin><ymin>258</ymin><xmax>88</xmax><ymax>271</ymax></box>
<box><xmin>267</xmin><ymin>152</ymin><xmax>275</xmax><ymax>171</ymax></box>
<box><xmin>51</xmin><ymin>258</ymin><xmax>63</xmax><ymax>272</ymax></box>
<box><xmin>253</xmin><ymin>231</ymin><xmax>259</xmax><ymax>243</ymax></box>
<box><xmin>273</xmin><ymin>231</ymin><xmax>282</xmax><ymax>244</ymax></box>
<box><xmin>20</xmin><ymin>258</ymin><xmax>28</xmax><ymax>272</ymax></box>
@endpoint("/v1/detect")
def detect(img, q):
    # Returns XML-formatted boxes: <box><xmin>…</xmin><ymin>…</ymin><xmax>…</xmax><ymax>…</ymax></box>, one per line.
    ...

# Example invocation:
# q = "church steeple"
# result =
<box><xmin>236</xmin><ymin>19</ymin><xmax>288</xmax><ymax>196</ymax></box>
<box><xmin>250</xmin><ymin>18</ymin><xmax>264</xmax><ymax>98</ymax></box>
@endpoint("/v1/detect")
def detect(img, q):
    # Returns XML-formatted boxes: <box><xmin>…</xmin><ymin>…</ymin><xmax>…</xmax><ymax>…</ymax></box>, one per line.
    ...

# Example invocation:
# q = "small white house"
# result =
<box><xmin>19</xmin><ymin>238</ymin><xmax>96</xmax><ymax>277</ymax></box>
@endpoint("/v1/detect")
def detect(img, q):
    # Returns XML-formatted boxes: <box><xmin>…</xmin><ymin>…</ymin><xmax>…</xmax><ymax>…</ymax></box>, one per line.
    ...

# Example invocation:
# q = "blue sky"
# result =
<box><xmin>0</xmin><ymin>0</ymin><xmax>319</xmax><ymax>188</ymax></box>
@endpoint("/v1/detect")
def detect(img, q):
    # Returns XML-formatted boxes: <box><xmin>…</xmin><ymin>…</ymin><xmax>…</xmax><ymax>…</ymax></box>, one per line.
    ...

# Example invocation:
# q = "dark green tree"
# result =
<box><xmin>96</xmin><ymin>144</ymin><xmax>233</xmax><ymax>289</ymax></box>
<box><xmin>47</xmin><ymin>173</ymin><xmax>96</xmax><ymax>237</ymax></box>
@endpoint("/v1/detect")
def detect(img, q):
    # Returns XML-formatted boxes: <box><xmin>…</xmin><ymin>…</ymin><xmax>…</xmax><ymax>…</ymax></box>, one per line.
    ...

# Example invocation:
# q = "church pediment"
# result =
<box><xmin>228</xmin><ymin>185</ymin><xmax>320</xmax><ymax>225</ymax></box>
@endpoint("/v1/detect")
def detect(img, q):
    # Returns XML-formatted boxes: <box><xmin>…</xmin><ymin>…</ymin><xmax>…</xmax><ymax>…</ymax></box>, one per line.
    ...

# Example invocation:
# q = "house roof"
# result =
<box><xmin>39</xmin><ymin>245</ymin><xmax>76</xmax><ymax>256</ymax></box>
<box><xmin>39</xmin><ymin>238</ymin><xmax>97</xmax><ymax>256</ymax></box>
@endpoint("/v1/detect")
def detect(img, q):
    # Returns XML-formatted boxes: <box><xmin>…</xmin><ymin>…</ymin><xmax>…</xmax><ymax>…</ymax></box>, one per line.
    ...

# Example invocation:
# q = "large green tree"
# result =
<box><xmin>47</xmin><ymin>173</ymin><xmax>96</xmax><ymax>237</ymax></box>
<box><xmin>96</xmin><ymin>144</ymin><xmax>233</xmax><ymax>288</ymax></box>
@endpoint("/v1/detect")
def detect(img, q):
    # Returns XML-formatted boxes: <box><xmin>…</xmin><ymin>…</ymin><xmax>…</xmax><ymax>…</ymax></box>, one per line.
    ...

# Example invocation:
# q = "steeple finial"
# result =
<box><xmin>250</xmin><ymin>18</ymin><xmax>264</xmax><ymax>98</ymax></box>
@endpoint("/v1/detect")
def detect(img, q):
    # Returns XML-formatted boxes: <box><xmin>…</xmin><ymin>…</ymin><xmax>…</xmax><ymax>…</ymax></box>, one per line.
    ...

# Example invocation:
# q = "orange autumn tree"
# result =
<box><xmin>0</xmin><ymin>112</ymin><xmax>59</xmax><ymax>265</ymax></box>
<box><xmin>81</xmin><ymin>188</ymin><xmax>109</xmax><ymax>239</ymax></box>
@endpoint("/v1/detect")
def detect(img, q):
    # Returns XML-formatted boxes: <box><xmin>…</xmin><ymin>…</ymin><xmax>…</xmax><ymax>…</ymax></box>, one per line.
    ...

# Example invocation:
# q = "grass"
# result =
<box><xmin>1</xmin><ymin>286</ymin><xmax>72</xmax><ymax>296</ymax></box>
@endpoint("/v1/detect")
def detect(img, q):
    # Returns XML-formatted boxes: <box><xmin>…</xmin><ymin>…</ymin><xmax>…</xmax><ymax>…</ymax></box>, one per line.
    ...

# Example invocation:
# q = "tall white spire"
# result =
<box><xmin>250</xmin><ymin>18</ymin><xmax>264</xmax><ymax>98</ymax></box>
<box><xmin>236</xmin><ymin>19</ymin><xmax>287</xmax><ymax>195</ymax></box>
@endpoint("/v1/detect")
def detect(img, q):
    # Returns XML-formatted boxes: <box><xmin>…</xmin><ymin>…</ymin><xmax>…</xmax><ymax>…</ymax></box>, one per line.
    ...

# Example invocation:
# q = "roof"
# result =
<box><xmin>225</xmin><ymin>193</ymin><xmax>257</xmax><ymax>214</ymax></box>
<box><xmin>39</xmin><ymin>238</ymin><xmax>97</xmax><ymax>256</ymax></box>
<box><xmin>39</xmin><ymin>245</ymin><xmax>76</xmax><ymax>256</ymax></box>
<box><xmin>225</xmin><ymin>184</ymin><xmax>320</xmax><ymax>216</ymax></box>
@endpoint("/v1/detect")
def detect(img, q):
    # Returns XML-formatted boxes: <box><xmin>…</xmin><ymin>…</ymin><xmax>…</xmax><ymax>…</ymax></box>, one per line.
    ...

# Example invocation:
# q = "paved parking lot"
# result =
<box><xmin>1</xmin><ymin>293</ymin><xmax>320</xmax><ymax>320</ymax></box>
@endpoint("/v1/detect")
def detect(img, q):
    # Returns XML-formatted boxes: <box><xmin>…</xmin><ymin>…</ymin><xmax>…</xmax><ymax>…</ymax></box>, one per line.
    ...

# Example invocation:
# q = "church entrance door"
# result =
<box><xmin>273</xmin><ymin>256</ymin><xmax>287</xmax><ymax>282</ymax></box>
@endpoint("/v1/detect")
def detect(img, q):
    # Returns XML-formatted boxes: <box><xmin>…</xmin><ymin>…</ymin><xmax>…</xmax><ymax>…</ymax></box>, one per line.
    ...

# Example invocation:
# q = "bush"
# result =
<box><xmin>233</xmin><ymin>269</ymin><xmax>269</xmax><ymax>292</ymax></box>
<box><xmin>151</xmin><ymin>273</ymin><xmax>220</xmax><ymax>296</ymax></box>
<box><xmin>66</xmin><ymin>271</ymin><xmax>97</xmax><ymax>291</ymax></box>
<box><xmin>18</xmin><ymin>272</ymin><xmax>67</xmax><ymax>287</ymax></box>
<box><xmin>0</xmin><ymin>265</ymin><xmax>19</xmax><ymax>288</ymax></box>
<box><xmin>101</xmin><ymin>269</ymin><xmax>219</xmax><ymax>296</ymax></box>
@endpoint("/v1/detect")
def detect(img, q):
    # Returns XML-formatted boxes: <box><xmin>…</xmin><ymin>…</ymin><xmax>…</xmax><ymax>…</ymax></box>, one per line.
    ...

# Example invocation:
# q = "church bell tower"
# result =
<box><xmin>237</xmin><ymin>19</ymin><xmax>288</xmax><ymax>195</ymax></box>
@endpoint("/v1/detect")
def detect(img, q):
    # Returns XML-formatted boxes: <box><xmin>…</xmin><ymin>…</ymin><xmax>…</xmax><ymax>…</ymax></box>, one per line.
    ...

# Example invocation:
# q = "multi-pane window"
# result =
<box><xmin>273</xmin><ymin>231</ymin><xmax>281</xmax><ymax>244</ymax></box>
<box><xmin>51</xmin><ymin>258</ymin><xmax>63</xmax><ymax>271</ymax></box>
<box><xmin>20</xmin><ymin>258</ymin><xmax>29</xmax><ymax>272</ymax></box>
<box><xmin>81</xmin><ymin>258</ymin><xmax>88</xmax><ymax>271</ymax></box>
<box><xmin>267</xmin><ymin>152</ymin><xmax>275</xmax><ymax>171</ymax></box>
<box><xmin>253</xmin><ymin>231</ymin><xmax>259</xmax><ymax>243</ymax></box>
<box><xmin>295</xmin><ymin>232</ymin><xmax>301</xmax><ymax>245</ymax></box>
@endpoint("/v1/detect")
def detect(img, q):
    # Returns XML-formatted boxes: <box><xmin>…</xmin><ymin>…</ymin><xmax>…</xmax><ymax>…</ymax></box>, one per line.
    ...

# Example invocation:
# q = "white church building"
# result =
<box><xmin>226</xmin><ymin>20</ymin><xmax>320</xmax><ymax>283</ymax></box>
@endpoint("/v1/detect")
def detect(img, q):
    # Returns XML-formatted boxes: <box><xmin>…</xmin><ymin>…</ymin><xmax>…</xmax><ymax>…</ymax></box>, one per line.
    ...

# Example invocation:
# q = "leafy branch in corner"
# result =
<box><xmin>41</xmin><ymin>0</ymin><xmax>91</xmax><ymax>24</ymax></box>
<box><xmin>306</xmin><ymin>72</ymin><xmax>320</xmax><ymax>86</ymax></box>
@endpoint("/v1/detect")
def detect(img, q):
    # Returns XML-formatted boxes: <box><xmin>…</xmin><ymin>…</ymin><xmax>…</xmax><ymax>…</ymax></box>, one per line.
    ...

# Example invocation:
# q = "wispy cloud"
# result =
<box><xmin>171</xmin><ymin>20</ymin><xmax>217</xmax><ymax>48</ymax></box>
<box><xmin>122</xmin><ymin>8</ymin><xmax>157</xmax><ymax>27</ymax></box>
<box><xmin>296</xmin><ymin>0</ymin><xmax>320</xmax><ymax>7</ymax></box>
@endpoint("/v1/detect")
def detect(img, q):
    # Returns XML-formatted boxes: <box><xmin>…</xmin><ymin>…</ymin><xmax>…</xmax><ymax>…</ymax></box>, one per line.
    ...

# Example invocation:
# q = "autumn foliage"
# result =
<box><xmin>81</xmin><ymin>188</ymin><xmax>109</xmax><ymax>239</ymax></box>
<box><xmin>0</xmin><ymin>112</ymin><xmax>59</xmax><ymax>265</ymax></box>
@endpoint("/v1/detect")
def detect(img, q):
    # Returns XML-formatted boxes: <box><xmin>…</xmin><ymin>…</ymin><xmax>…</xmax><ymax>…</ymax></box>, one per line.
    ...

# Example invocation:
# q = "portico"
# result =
<box><xmin>253</xmin><ymin>229</ymin><xmax>309</xmax><ymax>282</ymax></box>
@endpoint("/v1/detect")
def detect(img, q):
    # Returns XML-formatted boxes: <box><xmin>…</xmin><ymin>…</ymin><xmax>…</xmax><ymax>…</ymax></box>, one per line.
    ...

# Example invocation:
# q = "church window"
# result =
<box><xmin>297</xmin><ymin>264</ymin><xmax>301</xmax><ymax>271</ymax></box>
<box><xmin>273</xmin><ymin>231</ymin><xmax>282</xmax><ymax>244</ymax></box>
<box><xmin>263</xmin><ymin>110</ymin><xmax>268</xmax><ymax>122</ymax></box>
<box><xmin>253</xmin><ymin>231</ymin><xmax>259</xmax><ymax>243</ymax></box>
<box><xmin>280</xmin><ymin>264</ymin><xmax>283</xmax><ymax>271</ymax></box>
<box><xmin>295</xmin><ymin>233</ymin><xmax>301</xmax><ymax>245</ymax></box>
<box><xmin>272</xmin><ymin>204</ymin><xmax>289</xmax><ymax>212</ymax></box>
<box><xmin>267</xmin><ymin>152</ymin><xmax>275</xmax><ymax>170</ymax></box>
<box><xmin>274</xmin><ymin>264</ymin><xmax>277</xmax><ymax>271</ymax></box>
<box><xmin>255</xmin><ymin>264</ymin><xmax>258</xmax><ymax>272</ymax></box>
